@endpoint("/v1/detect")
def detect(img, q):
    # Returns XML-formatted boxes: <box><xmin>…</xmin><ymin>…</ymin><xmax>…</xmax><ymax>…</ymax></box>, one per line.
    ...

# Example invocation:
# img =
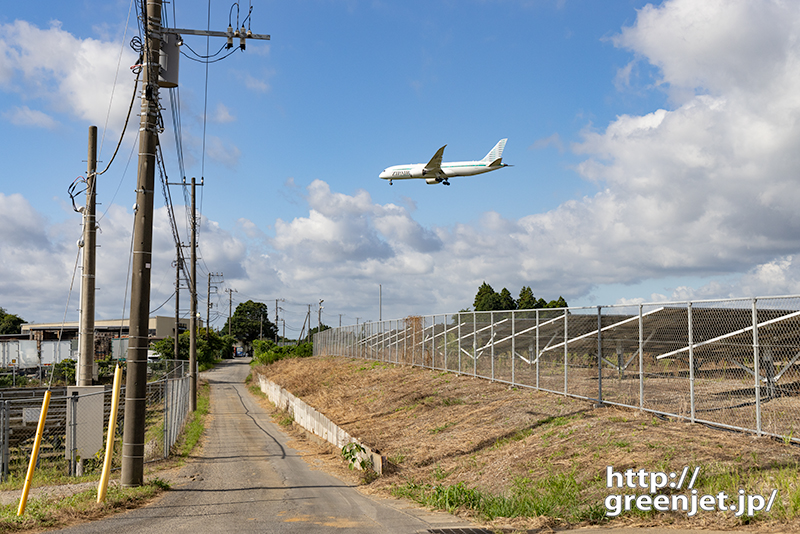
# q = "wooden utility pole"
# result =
<box><xmin>318</xmin><ymin>299</ymin><xmax>324</xmax><ymax>338</ymax></box>
<box><xmin>121</xmin><ymin>0</ymin><xmax>161</xmax><ymax>488</ymax></box>
<box><xmin>120</xmin><ymin>1</ymin><xmax>270</xmax><ymax>488</ymax></box>
<box><xmin>189</xmin><ymin>177</ymin><xmax>198</xmax><ymax>412</ymax></box>
<box><xmin>226</xmin><ymin>288</ymin><xmax>237</xmax><ymax>336</ymax></box>
<box><xmin>206</xmin><ymin>272</ymin><xmax>223</xmax><ymax>342</ymax></box>
<box><xmin>174</xmin><ymin>253</ymin><xmax>181</xmax><ymax>361</ymax></box>
<box><xmin>78</xmin><ymin>126</ymin><xmax>97</xmax><ymax>386</ymax></box>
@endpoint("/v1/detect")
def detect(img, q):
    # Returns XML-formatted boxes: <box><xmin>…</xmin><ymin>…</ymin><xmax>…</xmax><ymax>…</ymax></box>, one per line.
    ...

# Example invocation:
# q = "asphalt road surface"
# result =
<box><xmin>53</xmin><ymin>359</ymin><xmax>476</xmax><ymax>534</ymax></box>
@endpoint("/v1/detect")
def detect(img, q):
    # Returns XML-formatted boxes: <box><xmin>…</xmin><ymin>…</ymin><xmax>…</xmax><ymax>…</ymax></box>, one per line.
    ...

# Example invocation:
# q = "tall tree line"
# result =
<box><xmin>472</xmin><ymin>282</ymin><xmax>567</xmax><ymax>312</ymax></box>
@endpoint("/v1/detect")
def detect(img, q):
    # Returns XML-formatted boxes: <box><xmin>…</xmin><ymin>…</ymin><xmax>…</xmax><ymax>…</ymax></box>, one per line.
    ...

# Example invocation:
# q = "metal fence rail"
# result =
<box><xmin>0</xmin><ymin>366</ymin><xmax>192</xmax><ymax>481</ymax></box>
<box><xmin>314</xmin><ymin>296</ymin><xmax>800</xmax><ymax>444</ymax></box>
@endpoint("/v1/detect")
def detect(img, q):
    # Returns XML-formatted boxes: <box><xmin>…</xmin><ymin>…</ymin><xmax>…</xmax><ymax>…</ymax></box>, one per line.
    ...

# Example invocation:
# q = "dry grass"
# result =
<box><xmin>255</xmin><ymin>356</ymin><xmax>800</xmax><ymax>532</ymax></box>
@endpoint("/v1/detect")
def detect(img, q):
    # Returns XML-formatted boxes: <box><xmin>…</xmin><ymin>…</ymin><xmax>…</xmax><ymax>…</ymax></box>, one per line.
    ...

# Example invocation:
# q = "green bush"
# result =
<box><xmin>252</xmin><ymin>341</ymin><xmax>313</xmax><ymax>366</ymax></box>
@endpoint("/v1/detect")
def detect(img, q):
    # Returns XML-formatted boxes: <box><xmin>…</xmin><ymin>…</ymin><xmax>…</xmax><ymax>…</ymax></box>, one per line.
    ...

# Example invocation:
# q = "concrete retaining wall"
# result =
<box><xmin>257</xmin><ymin>374</ymin><xmax>384</xmax><ymax>474</ymax></box>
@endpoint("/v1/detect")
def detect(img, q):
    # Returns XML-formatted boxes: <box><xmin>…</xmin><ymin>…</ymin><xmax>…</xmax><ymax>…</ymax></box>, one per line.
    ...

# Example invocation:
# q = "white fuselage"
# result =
<box><xmin>379</xmin><ymin>139</ymin><xmax>509</xmax><ymax>185</ymax></box>
<box><xmin>379</xmin><ymin>160</ymin><xmax>497</xmax><ymax>181</ymax></box>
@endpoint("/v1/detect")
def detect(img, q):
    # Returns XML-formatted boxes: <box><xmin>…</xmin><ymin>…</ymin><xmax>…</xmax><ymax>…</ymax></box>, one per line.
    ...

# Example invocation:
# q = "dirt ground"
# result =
<box><xmin>252</xmin><ymin>356</ymin><xmax>800</xmax><ymax>533</ymax></box>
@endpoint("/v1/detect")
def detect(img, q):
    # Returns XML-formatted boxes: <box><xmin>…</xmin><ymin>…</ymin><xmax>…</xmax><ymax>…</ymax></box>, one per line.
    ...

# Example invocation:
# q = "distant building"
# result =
<box><xmin>19</xmin><ymin>317</ymin><xmax>199</xmax><ymax>360</ymax></box>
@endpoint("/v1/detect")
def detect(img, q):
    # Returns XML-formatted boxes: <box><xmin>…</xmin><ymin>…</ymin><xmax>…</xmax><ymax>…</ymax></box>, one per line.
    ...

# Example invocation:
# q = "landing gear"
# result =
<box><xmin>389</xmin><ymin>179</ymin><xmax>393</xmax><ymax>185</ymax></box>
<box><xmin>443</xmin><ymin>179</ymin><xmax>450</xmax><ymax>186</ymax></box>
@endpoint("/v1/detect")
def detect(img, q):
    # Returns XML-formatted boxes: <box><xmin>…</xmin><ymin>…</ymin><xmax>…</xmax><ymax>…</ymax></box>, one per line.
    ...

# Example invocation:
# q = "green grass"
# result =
<box><xmin>391</xmin><ymin>472</ymin><xmax>605</xmax><ymax>524</ymax></box>
<box><xmin>429</xmin><ymin>422</ymin><xmax>456</xmax><ymax>434</ymax></box>
<box><xmin>177</xmin><ymin>381</ymin><xmax>211</xmax><ymax>457</ymax></box>
<box><xmin>0</xmin><ymin>479</ymin><xmax>169</xmax><ymax>531</ymax></box>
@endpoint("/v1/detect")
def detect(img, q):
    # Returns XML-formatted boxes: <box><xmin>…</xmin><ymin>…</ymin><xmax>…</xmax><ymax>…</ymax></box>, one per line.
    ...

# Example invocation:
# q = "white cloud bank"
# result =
<box><xmin>5</xmin><ymin>0</ymin><xmax>800</xmax><ymax>326</ymax></box>
<box><xmin>0</xmin><ymin>20</ymin><xmax>138</xmax><ymax>132</ymax></box>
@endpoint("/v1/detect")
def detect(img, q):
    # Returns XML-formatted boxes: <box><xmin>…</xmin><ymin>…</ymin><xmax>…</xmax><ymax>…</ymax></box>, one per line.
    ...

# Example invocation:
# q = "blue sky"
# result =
<box><xmin>3</xmin><ymin>0</ymin><xmax>800</xmax><ymax>333</ymax></box>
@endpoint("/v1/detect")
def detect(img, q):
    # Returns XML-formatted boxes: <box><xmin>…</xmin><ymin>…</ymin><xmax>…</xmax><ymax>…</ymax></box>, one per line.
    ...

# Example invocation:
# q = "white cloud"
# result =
<box><xmin>0</xmin><ymin>20</ymin><xmax>138</xmax><ymax>134</ymax></box>
<box><xmin>212</xmin><ymin>103</ymin><xmax>235</xmax><ymax>123</ymax></box>
<box><xmin>10</xmin><ymin>1</ymin><xmax>800</xmax><ymax>325</ymax></box>
<box><xmin>3</xmin><ymin>105</ymin><xmax>58</xmax><ymax>129</ymax></box>
<box><xmin>205</xmin><ymin>136</ymin><xmax>242</xmax><ymax>168</ymax></box>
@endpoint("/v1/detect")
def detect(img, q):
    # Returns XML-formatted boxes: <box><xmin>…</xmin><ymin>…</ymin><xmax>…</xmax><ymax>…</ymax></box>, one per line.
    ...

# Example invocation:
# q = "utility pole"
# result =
<box><xmin>188</xmin><ymin>177</ymin><xmax>199</xmax><ymax>412</ymax></box>
<box><xmin>174</xmin><ymin>254</ymin><xmax>181</xmax><ymax>361</ymax></box>
<box><xmin>207</xmin><ymin>272</ymin><xmax>223</xmax><ymax>342</ymax></box>
<box><xmin>121</xmin><ymin>0</ymin><xmax>162</xmax><ymax>488</ymax></box>
<box><xmin>225</xmin><ymin>288</ymin><xmax>237</xmax><ymax>336</ymax></box>
<box><xmin>121</xmin><ymin>0</ymin><xmax>270</xmax><ymax>488</ymax></box>
<box><xmin>78</xmin><ymin>126</ymin><xmax>97</xmax><ymax>386</ymax></box>
<box><xmin>318</xmin><ymin>299</ymin><xmax>324</xmax><ymax>338</ymax></box>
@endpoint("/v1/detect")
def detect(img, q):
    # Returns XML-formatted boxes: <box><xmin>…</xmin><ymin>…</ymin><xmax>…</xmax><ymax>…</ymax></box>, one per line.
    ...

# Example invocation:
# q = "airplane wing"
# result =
<box><xmin>423</xmin><ymin>145</ymin><xmax>446</xmax><ymax>176</ymax></box>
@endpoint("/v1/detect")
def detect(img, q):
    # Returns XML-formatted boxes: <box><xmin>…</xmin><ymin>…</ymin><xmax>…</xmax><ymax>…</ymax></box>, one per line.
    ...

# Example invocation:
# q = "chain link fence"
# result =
<box><xmin>0</xmin><ymin>360</ymin><xmax>192</xmax><ymax>481</ymax></box>
<box><xmin>314</xmin><ymin>296</ymin><xmax>800</xmax><ymax>444</ymax></box>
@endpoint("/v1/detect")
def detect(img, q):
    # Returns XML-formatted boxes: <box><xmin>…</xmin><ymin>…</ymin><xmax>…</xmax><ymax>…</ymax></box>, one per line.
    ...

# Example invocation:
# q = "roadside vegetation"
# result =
<box><xmin>0</xmin><ymin>479</ymin><xmax>169</xmax><ymax>532</ymax></box>
<box><xmin>0</xmin><ymin>378</ymin><xmax>212</xmax><ymax>532</ymax></box>
<box><xmin>251</xmin><ymin>339</ymin><xmax>313</xmax><ymax>366</ymax></box>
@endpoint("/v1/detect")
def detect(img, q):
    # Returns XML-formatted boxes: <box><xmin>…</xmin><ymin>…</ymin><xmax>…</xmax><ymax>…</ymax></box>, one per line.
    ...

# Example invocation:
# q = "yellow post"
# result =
<box><xmin>97</xmin><ymin>364</ymin><xmax>123</xmax><ymax>502</ymax></box>
<box><xmin>17</xmin><ymin>390</ymin><xmax>51</xmax><ymax>516</ymax></box>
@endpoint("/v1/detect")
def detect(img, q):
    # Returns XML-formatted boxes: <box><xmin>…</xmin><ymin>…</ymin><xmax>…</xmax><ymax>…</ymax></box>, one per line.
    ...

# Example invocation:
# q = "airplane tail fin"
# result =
<box><xmin>481</xmin><ymin>138</ymin><xmax>507</xmax><ymax>166</ymax></box>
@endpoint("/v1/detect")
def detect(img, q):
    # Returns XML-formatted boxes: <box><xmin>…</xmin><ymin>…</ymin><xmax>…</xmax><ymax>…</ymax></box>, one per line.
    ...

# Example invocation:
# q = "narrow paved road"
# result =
<box><xmin>54</xmin><ymin>359</ymin><xmax>475</xmax><ymax>533</ymax></box>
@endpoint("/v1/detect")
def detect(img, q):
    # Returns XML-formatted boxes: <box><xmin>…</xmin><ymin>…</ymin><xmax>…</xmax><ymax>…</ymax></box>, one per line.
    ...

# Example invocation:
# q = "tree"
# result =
<box><xmin>473</xmin><ymin>283</ymin><xmax>517</xmax><ymax>311</ymax></box>
<box><xmin>222</xmin><ymin>300</ymin><xmax>277</xmax><ymax>346</ymax></box>
<box><xmin>517</xmin><ymin>286</ymin><xmax>538</xmax><ymax>309</ymax></box>
<box><xmin>307</xmin><ymin>323</ymin><xmax>331</xmax><ymax>341</ymax></box>
<box><xmin>471</xmin><ymin>284</ymin><xmax>568</xmax><ymax>313</ymax></box>
<box><xmin>0</xmin><ymin>307</ymin><xmax>25</xmax><ymax>335</ymax></box>
<box><xmin>473</xmin><ymin>282</ymin><xmax>497</xmax><ymax>311</ymax></box>
<box><xmin>151</xmin><ymin>327</ymin><xmax>233</xmax><ymax>365</ymax></box>
<box><xmin>497</xmin><ymin>288</ymin><xmax>517</xmax><ymax>311</ymax></box>
<box><xmin>545</xmin><ymin>296</ymin><xmax>568</xmax><ymax>309</ymax></box>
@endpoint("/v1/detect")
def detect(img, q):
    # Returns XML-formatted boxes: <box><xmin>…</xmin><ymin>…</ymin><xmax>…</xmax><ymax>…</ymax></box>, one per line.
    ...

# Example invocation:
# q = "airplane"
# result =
<box><xmin>379</xmin><ymin>139</ymin><xmax>510</xmax><ymax>186</ymax></box>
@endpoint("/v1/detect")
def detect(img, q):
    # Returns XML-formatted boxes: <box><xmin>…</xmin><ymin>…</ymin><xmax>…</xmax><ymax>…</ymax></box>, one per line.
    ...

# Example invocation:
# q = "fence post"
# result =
<box><xmin>564</xmin><ymin>310</ymin><xmax>569</xmax><ymax>395</ymax></box>
<box><xmin>163</xmin><ymin>380</ymin><xmax>169</xmax><ymax>459</ymax></box>
<box><xmin>753</xmin><ymin>298</ymin><xmax>761</xmax><ymax>436</ymax></box>
<box><xmin>69</xmin><ymin>391</ymin><xmax>78</xmax><ymax>476</ymax></box>
<box><xmin>473</xmin><ymin>313</ymin><xmax>477</xmax><ymax>378</ymax></box>
<box><xmin>1</xmin><ymin>400</ymin><xmax>7</xmax><ymax>481</ymax></box>
<box><xmin>424</xmin><ymin>317</ymin><xmax>428</xmax><ymax>369</ymax></box>
<box><xmin>511</xmin><ymin>310</ymin><xmax>515</xmax><ymax>387</ymax></box>
<box><xmin>688</xmin><ymin>302</ymin><xmax>695</xmax><ymax>422</ymax></box>
<box><xmin>597</xmin><ymin>306</ymin><xmax>603</xmax><ymax>405</ymax></box>
<box><xmin>442</xmin><ymin>315</ymin><xmax>450</xmax><ymax>371</ymax></box>
<box><xmin>535</xmin><ymin>309</ymin><xmax>540</xmax><ymax>390</ymax></box>
<box><xmin>457</xmin><ymin>313</ymin><xmax>462</xmax><ymax>375</ymax></box>
<box><xmin>639</xmin><ymin>304</ymin><xmax>644</xmax><ymax>412</ymax></box>
<box><xmin>490</xmin><ymin>311</ymin><xmax>495</xmax><ymax>382</ymax></box>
